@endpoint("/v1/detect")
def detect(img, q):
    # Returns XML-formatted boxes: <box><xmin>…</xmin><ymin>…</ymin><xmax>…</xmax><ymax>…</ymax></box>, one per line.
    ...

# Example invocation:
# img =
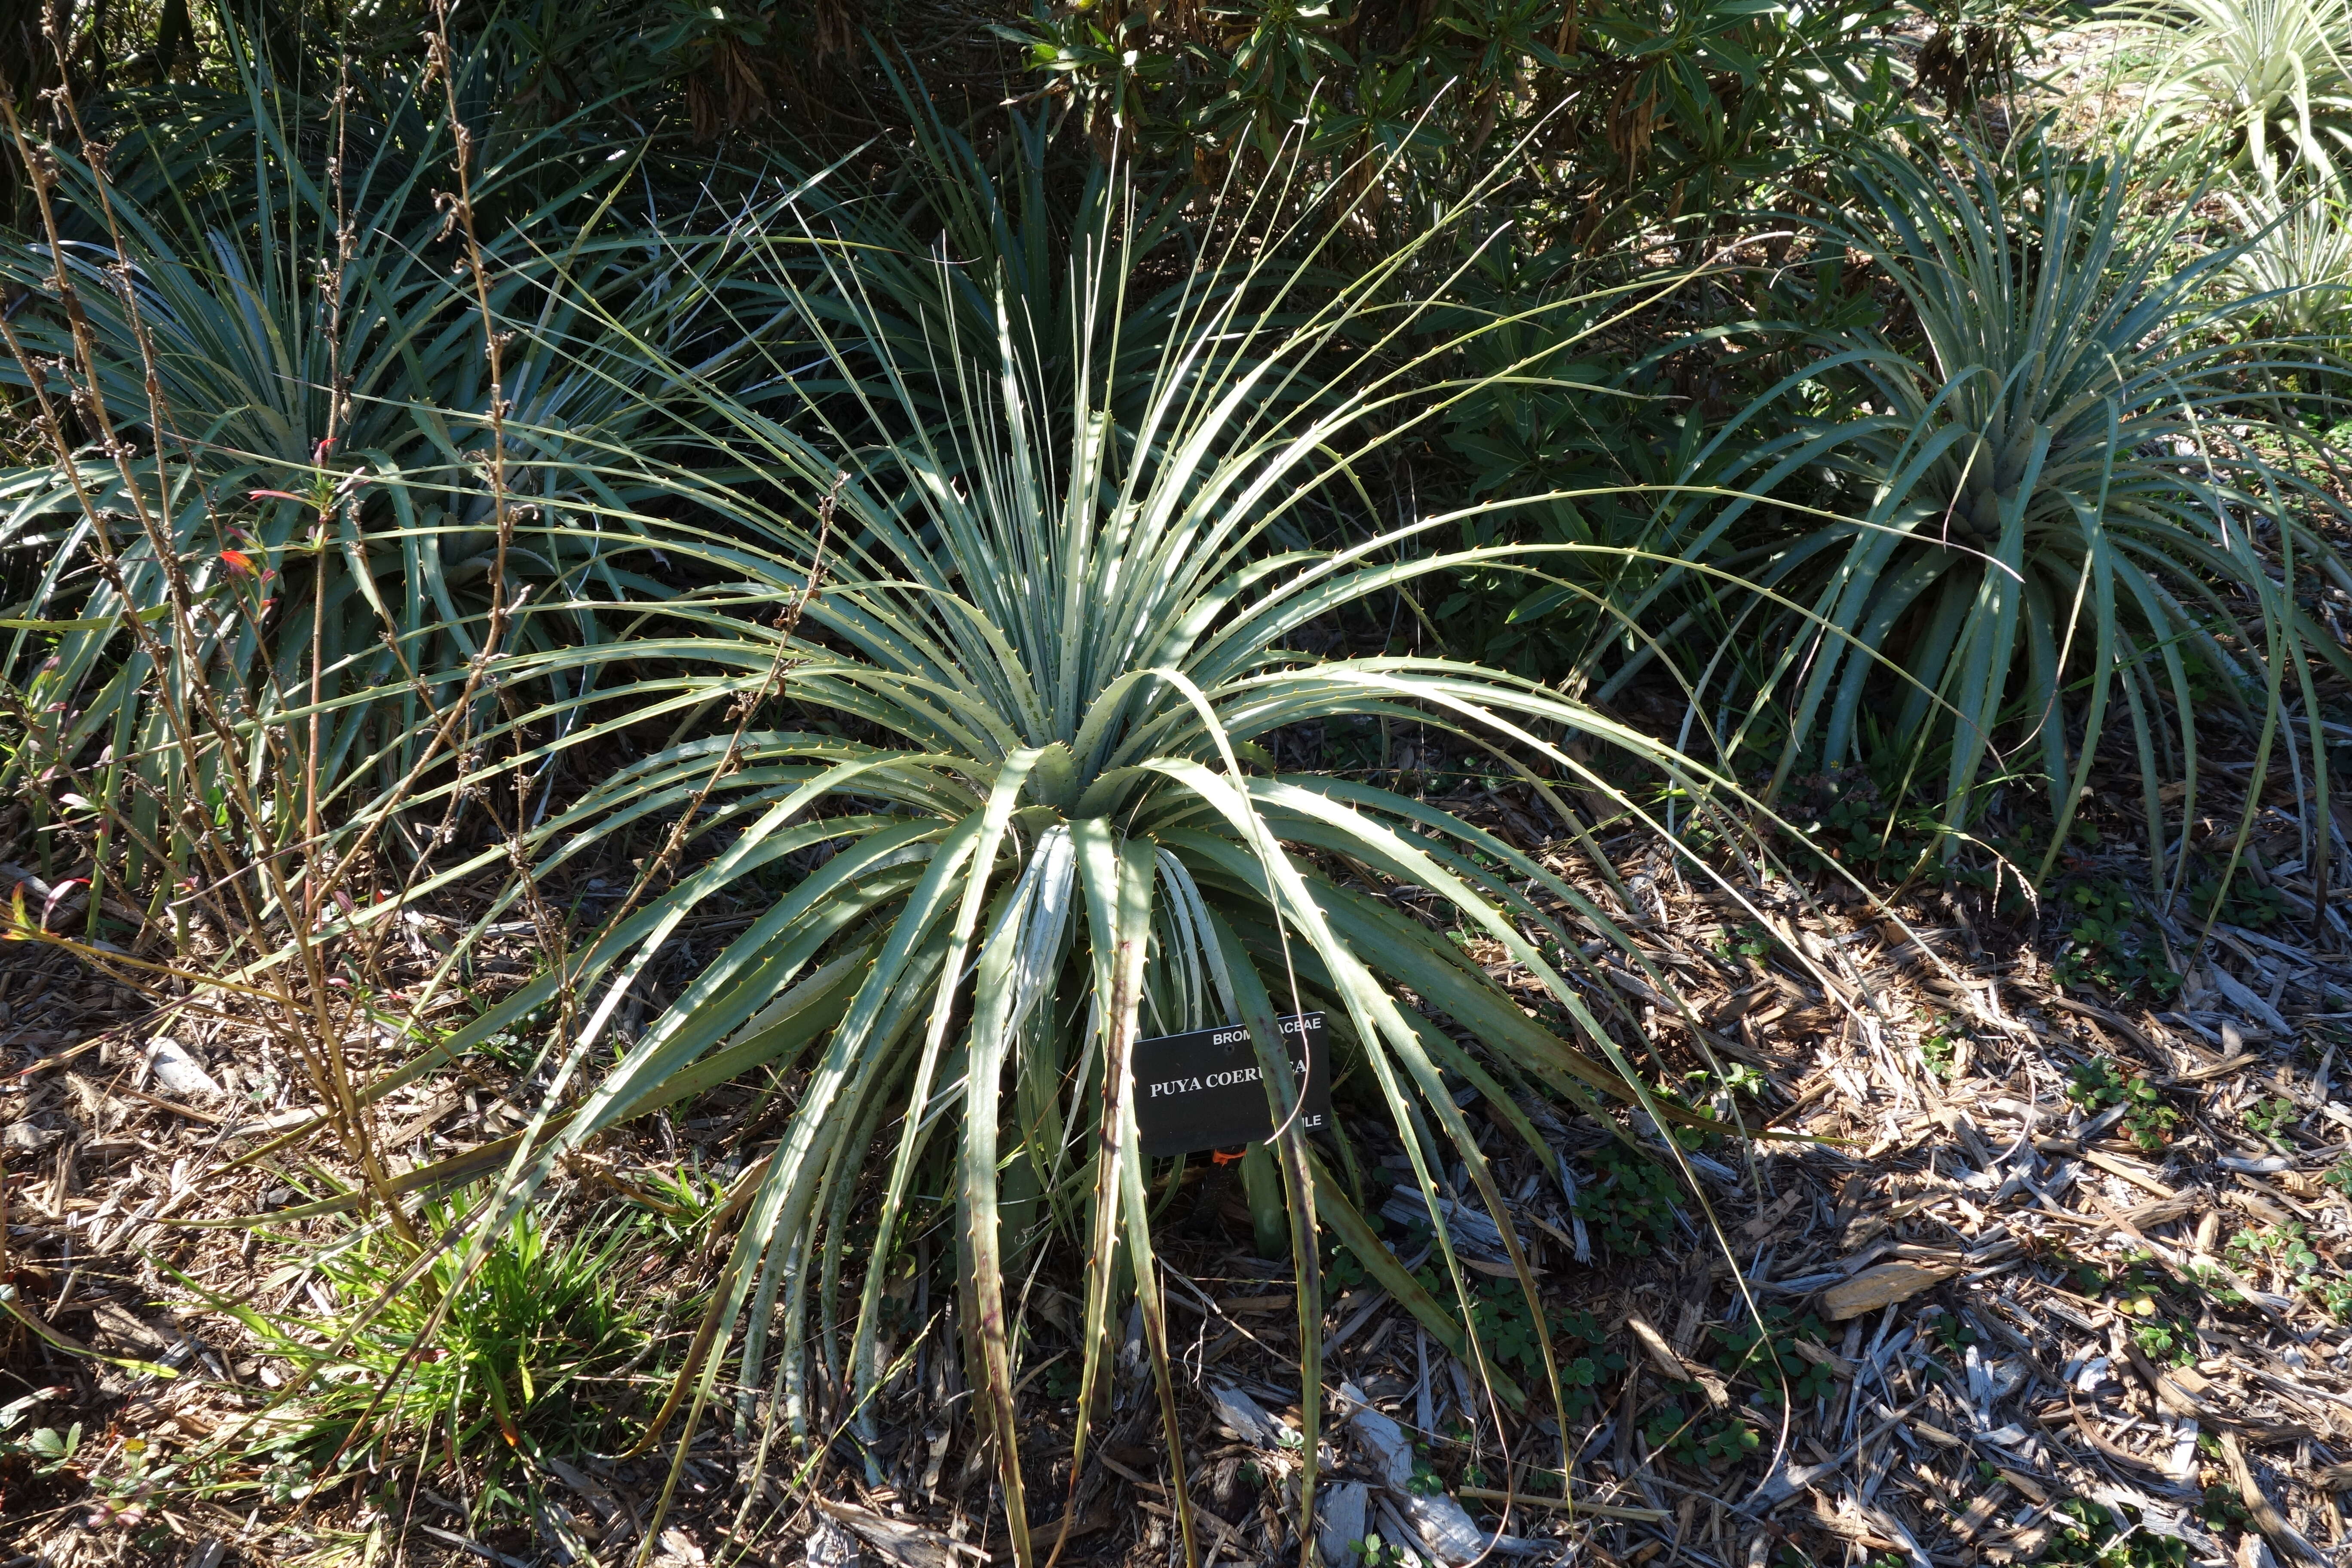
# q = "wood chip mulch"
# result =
<box><xmin>2</xmin><ymin>808</ymin><xmax>2349</xmax><ymax>1568</ymax></box>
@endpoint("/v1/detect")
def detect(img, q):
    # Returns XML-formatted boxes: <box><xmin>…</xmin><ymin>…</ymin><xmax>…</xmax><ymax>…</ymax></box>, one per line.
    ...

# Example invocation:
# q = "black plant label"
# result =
<box><xmin>1130</xmin><ymin>1013</ymin><xmax>1329</xmax><ymax>1159</ymax></box>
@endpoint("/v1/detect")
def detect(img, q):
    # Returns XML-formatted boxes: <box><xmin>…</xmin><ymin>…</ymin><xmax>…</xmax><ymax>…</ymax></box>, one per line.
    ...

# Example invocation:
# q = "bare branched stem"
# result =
<box><xmin>423</xmin><ymin>0</ymin><xmax>575</xmax><ymax>1054</ymax></box>
<box><xmin>606</xmin><ymin>471</ymin><xmax>844</xmax><ymax>942</ymax></box>
<box><xmin>3</xmin><ymin>17</ymin><xmax>420</xmax><ymax>1246</ymax></box>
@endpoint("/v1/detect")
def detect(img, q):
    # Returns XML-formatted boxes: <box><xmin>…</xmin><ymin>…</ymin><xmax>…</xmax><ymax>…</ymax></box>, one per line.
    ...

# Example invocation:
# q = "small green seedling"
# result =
<box><xmin>2132</xmin><ymin>1319</ymin><xmax>2197</xmax><ymax>1369</ymax></box>
<box><xmin>2244</xmin><ymin>1096</ymin><xmax>2298</xmax><ymax>1140</ymax></box>
<box><xmin>1573</xmin><ymin>1143</ymin><xmax>1682</xmax><ymax>1256</ymax></box>
<box><xmin>2044</xmin><ymin>1496</ymin><xmax>2190</xmax><ymax>1568</ymax></box>
<box><xmin>1919</xmin><ymin>1027</ymin><xmax>1959</xmax><ymax>1080</ymax></box>
<box><xmin>2067</xmin><ymin>1059</ymin><xmax>2180</xmax><ymax>1152</ymax></box>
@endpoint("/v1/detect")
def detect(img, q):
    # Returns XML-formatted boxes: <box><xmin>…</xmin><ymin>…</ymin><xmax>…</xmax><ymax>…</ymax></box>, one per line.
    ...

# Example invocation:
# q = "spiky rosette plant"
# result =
<box><xmin>1671</xmin><ymin>143</ymin><xmax>2350</xmax><ymax>888</ymax></box>
<box><xmin>348</xmin><ymin>153</ymin><xmax>1745</xmax><ymax>1561</ymax></box>
<box><xmin>2223</xmin><ymin>172</ymin><xmax>2352</xmax><ymax>352</ymax></box>
<box><xmin>2107</xmin><ymin>0</ymin><xmax>2352</xmax><ymax>178</ymax></box>
<box><xmin>0</xmin><ymin>46</ymin><xmax>797</xmax><ymax>916</ymax></box>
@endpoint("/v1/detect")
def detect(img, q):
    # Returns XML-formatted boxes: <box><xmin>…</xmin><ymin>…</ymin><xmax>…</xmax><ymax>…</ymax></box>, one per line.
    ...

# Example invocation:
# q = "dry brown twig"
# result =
<box><xmin>0</xmin><ymin>18</ymin><xmax>418</xmax><ymax>1245</ymax></box>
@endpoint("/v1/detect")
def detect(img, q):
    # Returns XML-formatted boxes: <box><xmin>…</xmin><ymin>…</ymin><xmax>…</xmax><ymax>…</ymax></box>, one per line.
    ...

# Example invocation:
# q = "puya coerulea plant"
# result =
<box><xmin>2107</xmin><ymin>0</ymin><xmax>2352</xmax><ymax>179</ymax></box>
<box><xmin>1685</xmin><ymin>139</ymin><xmax>2349</xmax><ymax>892</ymax></box>
<box><xmin>298</xmin><ymin>138</ymin><xmax>1771</xmax><ymax>1563</ymax></box>
<box><xmin>0</xmin><ymin>36</ymin><xmax>796</xmax><ymax>931</ymax></box>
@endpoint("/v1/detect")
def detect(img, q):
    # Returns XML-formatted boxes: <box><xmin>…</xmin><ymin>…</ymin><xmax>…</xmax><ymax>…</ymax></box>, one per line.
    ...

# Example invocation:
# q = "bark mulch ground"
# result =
<box><xmin>3</xmin><ymin>801</ymin><xmax>2349</xmax><ymax>1568</ymax></box>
